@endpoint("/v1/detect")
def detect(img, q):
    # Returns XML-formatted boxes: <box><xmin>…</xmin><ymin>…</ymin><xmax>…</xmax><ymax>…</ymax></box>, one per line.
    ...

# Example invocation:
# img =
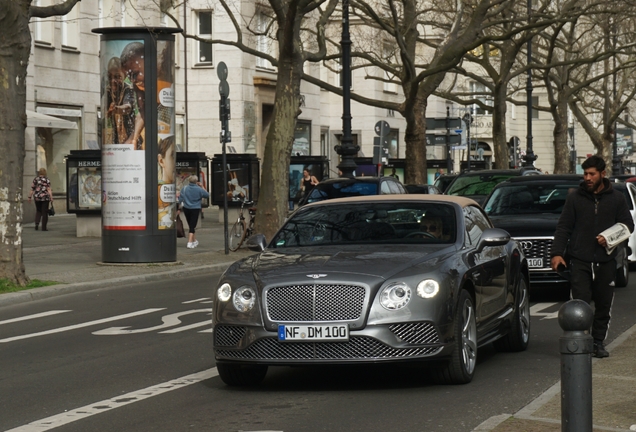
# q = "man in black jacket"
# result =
<box><xmin>551</xmin><ymin>156</ymin><xmax>634</xmax><ymax>358</ymax></box>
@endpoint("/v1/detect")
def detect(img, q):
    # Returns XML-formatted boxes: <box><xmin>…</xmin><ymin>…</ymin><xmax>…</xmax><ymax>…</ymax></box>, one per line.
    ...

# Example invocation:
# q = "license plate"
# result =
<box><xmin>528</xmin><ymin>258</ymin><xmax>543</xmax><ymax>268</ymax></box>
<box><xmin>278</xmin><ymin>324</ymin><xmax>349</xmax><ymax>342</ymax></box>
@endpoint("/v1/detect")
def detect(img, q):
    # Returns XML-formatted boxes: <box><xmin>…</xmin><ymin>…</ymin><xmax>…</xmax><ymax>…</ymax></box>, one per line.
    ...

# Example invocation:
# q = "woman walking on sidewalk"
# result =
<box><xmin>28</xmin><ymin>168</ymin><xmax>53</xmax><ymax>231</ymax></box>
<box><xmin>177</xmin><ymin>175</ymin><xmax>209</xmax><ymax>248</ymax></box>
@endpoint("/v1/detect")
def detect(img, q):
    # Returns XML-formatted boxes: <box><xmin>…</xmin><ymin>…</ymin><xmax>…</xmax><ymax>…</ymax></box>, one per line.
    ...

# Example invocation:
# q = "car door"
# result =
<box><xmin>464</xmin><ymin>206</ymin><xmax>507</xmax><ymax>323</ymax></box>
<box><xmin>625</xmin><ymin>183</ymin><xmax>636</xmax><ymax>262</ymax></box>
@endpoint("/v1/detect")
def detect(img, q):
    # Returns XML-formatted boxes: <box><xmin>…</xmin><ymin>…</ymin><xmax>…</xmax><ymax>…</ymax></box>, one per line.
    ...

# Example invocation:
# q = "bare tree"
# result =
<box><xmin>0</xmin><ymin>0</ymin><xmax>81</xmax><ymax>285</ymax></box>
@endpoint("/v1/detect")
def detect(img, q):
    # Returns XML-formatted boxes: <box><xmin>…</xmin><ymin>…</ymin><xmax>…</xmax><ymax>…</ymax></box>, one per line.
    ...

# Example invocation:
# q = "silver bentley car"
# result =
<box><xmin>213</xmin><ymin>195</ymin><xmax>530</xmax><ymax>386</ymax></box>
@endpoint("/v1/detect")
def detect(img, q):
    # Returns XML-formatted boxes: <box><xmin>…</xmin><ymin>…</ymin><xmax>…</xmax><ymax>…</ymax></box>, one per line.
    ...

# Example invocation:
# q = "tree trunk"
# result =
<box><xmin>552</xmin><ymin>99</ymin><xmax>570</xmax><ymax>174</ymax></box>
<box><xmin>255</xmin><ymin>59</ymin><xmax>302</xmax><ymax>241</ymax></box>
<box><xmin>0</xmin><ymin>1</ymin><xmax>31</xmax><ymax>285</ymax></box>
<box><xmin>403</xmin><ymin>94</ymin><xmax>428</xmax><ymax>185</ymax></box>
<box><xmin>491</xmin><ymin>82</ymin><xmax>508</xmax><ymax>169</ymax></box>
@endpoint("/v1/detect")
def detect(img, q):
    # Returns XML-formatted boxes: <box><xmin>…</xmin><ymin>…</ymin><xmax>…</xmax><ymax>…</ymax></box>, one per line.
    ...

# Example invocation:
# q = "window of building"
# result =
<box><xmin>256</xmin><ymin>11</ymin><xmax>274</xmax><ymax>69</ymax></box>
<box><xmin>386</xmin><ymin>128</ymin><xmax>399</xmax><ymax>158</ymax></box>
<box><xmin>293</xmin><ymin>120</ymin><xmax>311</xmax><ymax>156</ymax></box>
<box><xmin>62</xmin><ymin>4</ymin><xmax>81</xmax><ymax>50</ymax></box>
<box><xmin>320</xmin><ymin>128</ymin><xmax>329</xmax><ymax>156</ymax></box>
<box><xmin>195</xmin><ymin>11</ymin><xmax>213</xmax><ymax>66</ymax></box>
<box><xmin>532</xmin><ymin>96</ymin><xmax>539</xmax><ymax>119</ymax></box>
<box><xmin>470</xmin><ymin>81</ymin><xmax>493</xmax><ymax>115</ymax></box>
<box><xmin>33</xmin><ymin>0</ymin><xmax>55</xmax><ymax>46</ymax></box>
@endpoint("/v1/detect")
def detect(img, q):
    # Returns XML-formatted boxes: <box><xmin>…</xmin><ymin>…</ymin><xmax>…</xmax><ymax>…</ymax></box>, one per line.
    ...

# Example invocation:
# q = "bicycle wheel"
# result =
<box><xmin>229</xmin><ymin>219</ymin><xmax>246</xmax><ymax>251</ymax></box>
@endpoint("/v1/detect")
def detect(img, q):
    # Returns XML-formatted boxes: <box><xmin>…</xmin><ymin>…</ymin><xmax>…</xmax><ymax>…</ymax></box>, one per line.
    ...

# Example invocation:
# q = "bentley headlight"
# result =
<box><xmin>380</xmin><ymin>282</ymin><xmax>412</xmax><ymax>310</ymax></box>
<box><xmin>233</xmin><ymin>286</ymin><xmax>256</xmax><ymax>312</ymax></box>
<box><xmin>217</xmin><ymin>283</ymin><xmax>232</xmax><ymax>302</ymax></box>
<box><xmin>417</xmin><ymin>279</ymin><xmax>439</xmax><ymax>298</ymax></box>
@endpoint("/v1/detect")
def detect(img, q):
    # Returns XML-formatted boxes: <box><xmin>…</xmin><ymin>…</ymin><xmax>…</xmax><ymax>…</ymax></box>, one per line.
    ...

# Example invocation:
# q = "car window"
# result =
<box><xmin>446</xmin><ymin>173</ymin><xmax>517</xmax><ymax>197</ymax></box>
<box><xmin>483</xmin><ymin>182</ymin><xmax>580</xmax><ymax>216</ymax></box>
<box><xmin>386</xmin><ymin>180</ymin><xmax>403</xmax><ymax>194</ymax></box>
<box><xmin>463</xmin><ymin>206</ymin><xmax>489</xmax><ymax>246</ymax></box>
<box><xmin>271</xmin><ymin>202</ymin><xmax>457</xmax><ymax>247</ymax></box>
<box><xmin>305</xmin><ymin>181</ymin><xmax>379</xmax><ymax>203</ymax></box>
<box><xmin>380</xmin><ymin>181</ymin><xmax>392</xmax><ymax>194</ymax></box>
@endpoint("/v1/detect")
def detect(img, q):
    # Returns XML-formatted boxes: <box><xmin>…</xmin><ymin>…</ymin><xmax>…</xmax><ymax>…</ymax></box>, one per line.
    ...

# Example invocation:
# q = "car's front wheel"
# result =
<box><xmin>430</xmin><ymin>290</ymin><xmax>477</xmax><ymax>385</ymax></box>
<box><xmin>494</xmin><ymin>276</ymin><xmax>530</xmax><ymax>352</ymax></box>
<box><xmin>217</xmin><ymin>363</ymin><xmax>268</xmax><ymax>386</ymax></box>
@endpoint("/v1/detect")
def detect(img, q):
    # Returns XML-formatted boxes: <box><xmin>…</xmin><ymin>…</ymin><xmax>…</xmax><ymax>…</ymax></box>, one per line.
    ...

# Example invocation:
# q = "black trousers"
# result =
<box><xmin>34</xmin><ymin>200</ymin><xmax>50</xmax><ymax>229</ymax></box>
<box><xmin>569</xmin><ymin>257</ymin><xmax>615</xmax><ymax>342</ymax></box>
<box><xmin>183</xmin><ymin>208</ymin><xmax>200</xmax><ymax>234</ymax></box>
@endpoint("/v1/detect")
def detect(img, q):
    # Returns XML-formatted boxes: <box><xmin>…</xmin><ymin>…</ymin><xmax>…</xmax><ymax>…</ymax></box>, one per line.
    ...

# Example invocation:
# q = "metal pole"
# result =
<box><xmin>523</xmin><ymin>0</ymin><xmax>537</xmax><ymax>168</ymax></box>
<box><xmin>558</xmin><ymin>300</ymin><xmax>594</xmax><ymax>432</ymax></box>
<box><xmin>612</xmin><ymin>22</ymin><xmax>621</xmax><ymax>176</ymax></box>
<box><xmin>463</xmin><ymin>112</ymin><xmax>472</xmax><ymax>172</ymax></box>
<box><xmin>335</xmin><ymin>0</ymin><xmax>358</xmax><ymax>178</ymax></box>
<box><xmin>446</xmin><ymin>107</ymin><xmax>452</xmax><ymax>172</ymax></box>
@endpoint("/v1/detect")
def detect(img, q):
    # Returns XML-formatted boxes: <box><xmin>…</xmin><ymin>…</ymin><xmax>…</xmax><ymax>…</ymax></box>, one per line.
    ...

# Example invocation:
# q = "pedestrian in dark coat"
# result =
<box><xmin>550</xmin><ymin>155</ymin><xmax>634</xmax><ymax>358</ymax></box>
<box><xmin>28</xmin><ymin>168</ymin><xmax>53</xmax><ymax>231</ymax></box>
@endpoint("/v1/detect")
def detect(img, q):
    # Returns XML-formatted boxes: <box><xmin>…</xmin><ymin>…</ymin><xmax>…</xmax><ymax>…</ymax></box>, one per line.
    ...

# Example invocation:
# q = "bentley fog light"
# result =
<box><xmin>417</xmin><ymin>279</ymin><xmax>439</xmax><ymax>298</ymax></box>
<box><xmin>217</xmin><ymin>283</ymin><xmax>232</xmax><ymax>302</ymax></box>
<box><xmin>380</xmin><ymin>282</ymin><xmax>412</xmax><ymax>310</ymax></box>
<box><xmin>233</xmin><ymin>286</ymin><xmax>256</xmax><ymax>312</ymax></box>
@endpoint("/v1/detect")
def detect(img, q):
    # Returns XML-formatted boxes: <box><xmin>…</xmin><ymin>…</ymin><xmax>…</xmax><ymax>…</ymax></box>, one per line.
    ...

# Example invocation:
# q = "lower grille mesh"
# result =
<box><xmin>216</xmin><ymin>337</ymin><xmax>440</xmax><ymax>360</ymax></box>
<box><xmin>389</xmin><ymin>322</ymin><xmax>439</xmax><ymax>344</ymax></box>
<box><xmin>214</xmin><ymin>326</ymin><xmax>246</xmax><ymax>347</ymax></box>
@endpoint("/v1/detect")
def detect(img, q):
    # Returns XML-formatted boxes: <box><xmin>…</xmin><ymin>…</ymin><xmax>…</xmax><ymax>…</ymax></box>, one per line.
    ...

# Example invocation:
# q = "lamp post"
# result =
<box><xmin>463</xmin><ymin>112</ymin><xmax>472</xmax><ymax>172</ymax></box>
<box><xmin>612</xmin><ymin>21</ymin><xmax>621</xmax><ymax>176</ymax></box>
<box><xmin>335</xmin><ymin>0</ymin><xmax>359</xmax><ymax>178</ymax></box>
<box><xmin>523</xmin><ymin>0</ymin><xmax>537</xmax><ymax>168</ymax></box>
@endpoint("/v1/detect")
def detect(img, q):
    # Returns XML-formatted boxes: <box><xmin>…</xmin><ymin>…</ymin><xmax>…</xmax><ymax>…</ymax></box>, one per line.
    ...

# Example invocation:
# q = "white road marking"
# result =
<box><xmin>530</xmin><ymin>302</ymin><xmax>559</xmax><ymax>320</ymax></box>
<box><xmin>182</xmin><ymin>298</ymin><xmax>210</xmax><ymax>304</ymax></box>
<box><xmin>159</xmin><ymin>319</ymin><xmax>211</xmax><ymax>333</ymax></box>
<box><xmin>0</xmin><ymin>309</ymin><xmax>165</xmax><ymax>343</ymax></box>
<box><xmin>92</xmin><ymin>309</ymin><xmax>212</xmax><ymax>335</ymax></box>
<box><xmin>4</xmin><ymin>368</ymin><xmax>219</xmax><ymax>432</ymax></box>
<box><xmin>0</xmin><ymin>310</ymin><xmax>71</xmax><ymax>325</ymax></box>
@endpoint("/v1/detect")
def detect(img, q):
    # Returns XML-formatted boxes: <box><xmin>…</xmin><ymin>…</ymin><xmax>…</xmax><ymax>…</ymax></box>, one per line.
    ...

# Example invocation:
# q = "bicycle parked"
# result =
<box><xmin>229</xmin><ymin>198</ymin><xmax>256</xmax><ymax>251</ymax></box>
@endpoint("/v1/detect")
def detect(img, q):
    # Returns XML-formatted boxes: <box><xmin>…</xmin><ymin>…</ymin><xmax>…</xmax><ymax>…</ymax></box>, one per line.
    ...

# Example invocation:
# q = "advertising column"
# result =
<box><xmin>94</xmin><ymin>27</ymin><xmax>181</xmax><ymax>263</ymax></box>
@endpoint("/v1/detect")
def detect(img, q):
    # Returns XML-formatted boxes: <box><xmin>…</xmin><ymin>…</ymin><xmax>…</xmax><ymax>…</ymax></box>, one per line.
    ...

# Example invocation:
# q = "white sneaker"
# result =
<box><xmin>193</xmin><ymin>240</ymin><xmax>199</xmax><ymax>248</ymax></box>
<box><xmin>187</xmin><ymin>242</ymin><xmax>193</xmax><ymax>249</ymax></box>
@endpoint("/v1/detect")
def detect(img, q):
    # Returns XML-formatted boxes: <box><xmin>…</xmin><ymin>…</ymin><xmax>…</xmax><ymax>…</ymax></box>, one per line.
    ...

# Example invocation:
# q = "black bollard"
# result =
<box><xmin>558</xmin><ymin>299</ymin><xmax>594</xmax><ymax>432</ymax></box>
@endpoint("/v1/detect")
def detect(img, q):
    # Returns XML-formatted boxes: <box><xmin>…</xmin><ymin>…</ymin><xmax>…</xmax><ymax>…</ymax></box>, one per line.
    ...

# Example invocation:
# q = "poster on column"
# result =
<box><xmin>100</xmin><ymin>39</ymin><xmax>147</xmax><ymax>230</ymax></box>
<box><xmin>156</xmin><ymin>39</ymin><xmax>176</xmax><ymax>229</ymax></box>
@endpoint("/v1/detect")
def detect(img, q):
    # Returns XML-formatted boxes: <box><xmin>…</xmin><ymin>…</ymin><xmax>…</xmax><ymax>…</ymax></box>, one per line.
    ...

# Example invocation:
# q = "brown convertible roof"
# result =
<box><xmin>306</xmin><ymin>194</ymin><xmax>479</xmax><ymax>208</ymax></box>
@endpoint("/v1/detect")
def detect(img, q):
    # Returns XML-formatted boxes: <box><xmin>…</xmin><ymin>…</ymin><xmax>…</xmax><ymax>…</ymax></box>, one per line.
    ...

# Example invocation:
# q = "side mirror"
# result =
<box><xmin>246</xmin><ymin>234</ymin><xmax>267</xmax><ymax>252</ymax></box>
<box><xmin>476</xmin><ymin>228</ymin><xmax>510</xmax><ymax>253</ymax></box>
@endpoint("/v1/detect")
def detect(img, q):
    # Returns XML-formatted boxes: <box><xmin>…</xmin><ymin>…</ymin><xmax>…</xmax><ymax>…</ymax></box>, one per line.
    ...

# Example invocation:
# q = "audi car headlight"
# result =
<box><xmin>417</xmin><ymin>279</ymin><xmax>439</xmax><ymax>298</ymax></box>
<box><xmin>380</xmin><ymin>282</ymin><xmax>412</xmax><ymax>310</ymax></box>
<box><xmin>233</xmin><ymin>286</ymin><xmax>256</xmax><ymax>312</ymax></box>
<box><xmin>217</xmin><ymin>283</ymin><xmax>232</xmax><ymax>302</ymax></box>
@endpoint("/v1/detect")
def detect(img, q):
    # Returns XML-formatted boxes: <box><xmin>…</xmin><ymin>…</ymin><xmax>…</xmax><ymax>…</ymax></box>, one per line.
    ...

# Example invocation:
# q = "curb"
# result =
<box><xmin>0</xmin><ymin>261</ymin><xmax>236</xmax><ymax>308</ymax></box>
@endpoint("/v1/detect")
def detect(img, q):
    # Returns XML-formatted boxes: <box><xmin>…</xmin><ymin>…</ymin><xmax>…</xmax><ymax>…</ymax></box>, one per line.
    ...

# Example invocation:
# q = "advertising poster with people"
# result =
<box><xmin>101</xmin><ymin>39</ymin><xmax>147</xmax><ymax>230</ymax></box>
<box><xmin>156</xmin><ymin>39</ymin><xmax>176</xmax><ymax>230</ymax></box>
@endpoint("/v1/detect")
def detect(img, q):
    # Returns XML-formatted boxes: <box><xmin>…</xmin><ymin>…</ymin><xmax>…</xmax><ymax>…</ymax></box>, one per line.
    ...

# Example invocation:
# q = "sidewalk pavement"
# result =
<box><xmin>2</xmin><ymin>208</ymin><xmax>636</xmax><ymax>431</ymax></box>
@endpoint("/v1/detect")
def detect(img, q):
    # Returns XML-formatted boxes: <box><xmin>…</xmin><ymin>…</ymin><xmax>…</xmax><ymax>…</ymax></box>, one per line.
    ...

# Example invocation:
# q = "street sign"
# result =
<box><xmin>425</xmin><ymin>134</ymin><xmax>460</xmax><ymax>146</ymax></box>
<box><xmin>374</xmin><ymin>120</ymin><xmax>390</xmax><ymax>136</ymax></box>
<box><xmin>426</xmin><ymin>117</ymin><xmax>462</xmax><ymax>130</ymax></box>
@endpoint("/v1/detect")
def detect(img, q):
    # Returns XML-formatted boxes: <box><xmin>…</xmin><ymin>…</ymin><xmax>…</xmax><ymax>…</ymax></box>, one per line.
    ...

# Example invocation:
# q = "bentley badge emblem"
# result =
<box><xmin>307</xmin><ymin>274</ymin><xmax>327</xmax><ymax>279</ymax></box>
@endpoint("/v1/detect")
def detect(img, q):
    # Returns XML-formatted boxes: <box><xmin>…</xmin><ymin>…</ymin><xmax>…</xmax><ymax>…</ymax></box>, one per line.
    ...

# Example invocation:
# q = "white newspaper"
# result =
<box><xmin>598</xmin><ymin>223</ymin><xmax>631</xmax><ymax>255</ymax></box>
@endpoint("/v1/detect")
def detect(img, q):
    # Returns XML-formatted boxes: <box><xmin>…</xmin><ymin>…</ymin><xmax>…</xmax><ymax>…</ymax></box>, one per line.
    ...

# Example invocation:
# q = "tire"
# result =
<box><xmin>217</xmin><ymin>363</ymin><xmax>268</xmax><ymax>386</ymax></box>
<box><xmin>615</xmin><ymin>253</ymin><xmax>629</xmax><ymax>288</ymax></box>
<box><xmin>430</xmin><ymin>290</ymin><xmax>477</xmax><ymax>385</ymax></box>
<box><xmin>494</xmin><ymin>276</ymin><xmax>530</xmax><ymax>352</ymax></box>
<box><xmin>229</xmin><ymin>219</ymin><xmax>246</xmax><ymax>251</ymax></box>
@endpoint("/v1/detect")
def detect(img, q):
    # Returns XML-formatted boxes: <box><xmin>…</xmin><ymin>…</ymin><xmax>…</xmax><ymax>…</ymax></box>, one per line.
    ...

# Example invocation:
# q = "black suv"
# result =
<box><xmin>445</xmin><ymin>168</ymin><xmax>542</xmax><ymax>205</ymax></box>
<box><xmin>298</xmin><ymin>176</ymin><xmax>408</xmax><ymax>206</ymax></box>
<box><xmin>482</xmin><ymin>175</ymin><xmax>630</xmax><ymax>288</ymax></box>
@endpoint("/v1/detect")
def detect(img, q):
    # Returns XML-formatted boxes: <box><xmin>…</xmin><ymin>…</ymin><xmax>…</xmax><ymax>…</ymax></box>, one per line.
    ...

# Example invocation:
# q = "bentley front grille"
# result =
<box><xmin>266</xmin><ymin>284</ymin><xmax>366</xmax><ymax>322</ymax></box>
<box><xmin>216</xmin><ymin>337</ymin><xmax>440</xmax><ymax>360</ymax></box>
<box><xmin>214</xmin><ymin>325</ymin><xmax>246</xmax><ymax>347</ymax></box>
<box><xmin>517</xmin><ymin>237</ymin><xmax>553</xmax><ymax>259</ymax></box>
<box><xmin>389</xmin><ymin>322</ymin><xmax>440</xmax><ymax>344</ymax></box>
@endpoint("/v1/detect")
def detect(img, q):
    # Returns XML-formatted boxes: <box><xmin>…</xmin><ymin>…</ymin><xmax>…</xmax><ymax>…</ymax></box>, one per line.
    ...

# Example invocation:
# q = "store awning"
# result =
<box><xmin>26</xmin><ymin>110</ymin><xmax>78</xmax><ymax>130</ymax></box>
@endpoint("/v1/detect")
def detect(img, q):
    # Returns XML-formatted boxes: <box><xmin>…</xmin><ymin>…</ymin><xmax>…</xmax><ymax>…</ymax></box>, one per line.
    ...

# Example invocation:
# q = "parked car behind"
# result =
<box><xmin>213</xmin><ymin>195</ymin><xmax>530</xmax><ymax>386</ymax></box>
<box><xmin>405</xmin><ymin>184</ymin><xmax>442</xmax><ymax>194</ymax></box>
<box><xmin>445</xmin><ymin>168</ymin><xmax>542</xmax><ymax>205</ymax></box>
<box><xmin>482</xmin><ymin>175</ymin><xmax>631</xmax><ymax>289</ymax></box>
<box><xmin>433</xmin><ymin>173</ymin><xmax>457</xmax><ymax>193</ymax></box>
<box><xmin>298</xmin><ymin>176</ymin><xmax>407</xmax><ymax>206</ymax></box>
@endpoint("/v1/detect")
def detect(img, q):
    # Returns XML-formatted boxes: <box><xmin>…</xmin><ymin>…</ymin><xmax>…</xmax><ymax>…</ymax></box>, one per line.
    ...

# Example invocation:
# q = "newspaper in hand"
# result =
<box><xmin>598</xmin><ymin>223</ymin><xmax>631</xmax><ymax>255</ymax></box>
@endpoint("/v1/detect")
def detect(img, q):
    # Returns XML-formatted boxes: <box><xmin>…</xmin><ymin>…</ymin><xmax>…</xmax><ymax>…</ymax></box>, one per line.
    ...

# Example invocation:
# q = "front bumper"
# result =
<box><xmin>213</xmin><ymin>322</ymin><xmax>449</xmax><ymax>365</ymax></box>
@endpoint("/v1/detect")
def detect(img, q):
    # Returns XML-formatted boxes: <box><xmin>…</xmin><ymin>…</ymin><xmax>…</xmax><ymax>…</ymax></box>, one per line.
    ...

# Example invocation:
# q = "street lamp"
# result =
<box><xmin>462</xmin><ymin>112</ymin><xmax>473</xmax><ymax>172</ymax></box>
<box><xmin>335</xmin><ymin>0</ymin><xmax>359</xmax><ymax>178</ymax></box>
<box><xmin>523</xmin><ymin>0</ymin><xmax>537</xmax><ymax>168</ymax></box>
<box><xmin>612</xmin><ymin>21</ymin><xmax>621</xmax><ymax>176</ymax></box>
